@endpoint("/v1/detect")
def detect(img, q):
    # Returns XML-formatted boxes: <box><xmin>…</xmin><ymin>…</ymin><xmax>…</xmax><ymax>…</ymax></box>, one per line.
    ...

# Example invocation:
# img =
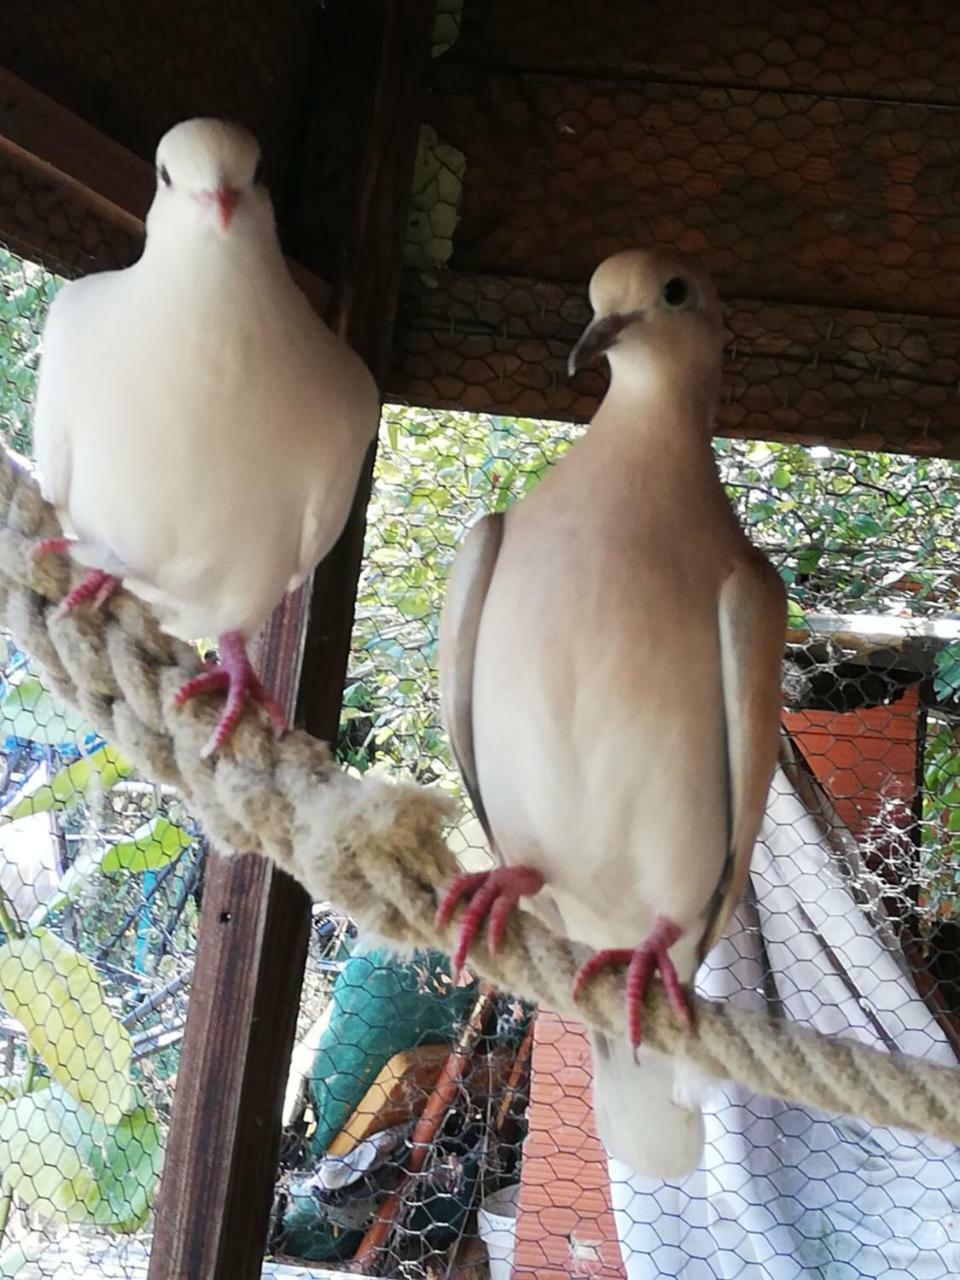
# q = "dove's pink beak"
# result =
<box><xmin>214</xmin><ymin>186</ymin><xmax>240</xmax><ymax>231</ymax></box>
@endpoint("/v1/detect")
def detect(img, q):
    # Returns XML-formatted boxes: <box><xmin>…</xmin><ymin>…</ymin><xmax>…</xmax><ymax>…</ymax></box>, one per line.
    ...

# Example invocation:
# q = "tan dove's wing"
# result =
<box><xmin>701</xmin><ymin>550</ymin><xmax>786</xmax><ymax>956</ymax></box>
<box><xmin>438</xmin><ymin>513</ymin><xmax>505</xmax><ymax>843</ymax></box>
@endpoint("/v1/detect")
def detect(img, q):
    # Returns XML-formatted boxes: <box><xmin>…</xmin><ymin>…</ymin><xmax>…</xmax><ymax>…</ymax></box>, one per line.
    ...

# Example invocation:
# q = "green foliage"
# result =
<box><xmin>920</xmin><ymin>720</ymin><xmax>960</xmax><ymax>921</ymax></box>
<box><xmin>715</xmin><ymin>440</ymin><xmax>960</xmax><ymax>620</ymax></box>
<box><xmin>0</xmin><ymin>247</ymin><xmax>61</xmax><ymax>457</ymax></box>
<box><xmin>934</xmin><ymin>644</ymin><xmax>960</xmax><ymax>704</ymax></box>
<box><xmin>0</xmin><ymin>1081</ymin><xmax>161</xmax><ymax>1230</ymax></box>
<box><xmin>0</xmin><ymin>248</ymin><xmax>192</xmax><ymax>1249</ymax></box>
<box><xmin>1</xmin><ymin>744</ymin><xmax>135</xmax><ymax>824</ymax></box>
<box><xmin>0</xmin><ymin>677</ymin><xmax>97</xmax><ymax>746</ymax></box>
<box><xmin>0</xmin><ymin>927</ymin><xmax>135</xmax><ymax>1124</ymax></box>
<box><xmin>100</xmin><ymin>815</ymin><xmax>193</xmax><ymax>874</ymax></box>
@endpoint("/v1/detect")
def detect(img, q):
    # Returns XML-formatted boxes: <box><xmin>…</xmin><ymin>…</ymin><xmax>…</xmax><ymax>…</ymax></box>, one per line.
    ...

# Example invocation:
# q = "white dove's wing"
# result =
<box><xmin>32</xmin><ymin>280</ymin><xmax>87</xmax><ymax>514</ymax></box>
<box><xmin>288</xmin><ymin>327</ymin><xmax>380</xmax><ymax>591</ymax></box>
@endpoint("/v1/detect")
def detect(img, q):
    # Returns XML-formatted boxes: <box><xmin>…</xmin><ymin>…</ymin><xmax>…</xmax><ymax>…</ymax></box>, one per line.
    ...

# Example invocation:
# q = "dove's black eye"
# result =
<box><xmin>158</xmin><ymin>163</ymin><xmax>172</xmax><ymax>188</ymax></box>
<box><xmin>662</xmin><ymin>277</ymin><xmax>689</xmax><ymax>308</ymax></box>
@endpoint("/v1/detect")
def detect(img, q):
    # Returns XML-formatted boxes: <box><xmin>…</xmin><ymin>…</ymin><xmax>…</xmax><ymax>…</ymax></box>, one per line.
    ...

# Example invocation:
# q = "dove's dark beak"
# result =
<box><xmin>215</xmin><ymin>186</ymin><xmax>241</xmax><ymax>231</ymax></box>
<box><xmin>567</xmin><ymin>311</ymin><xmax>640</xmax><ymax>377</ymax></box>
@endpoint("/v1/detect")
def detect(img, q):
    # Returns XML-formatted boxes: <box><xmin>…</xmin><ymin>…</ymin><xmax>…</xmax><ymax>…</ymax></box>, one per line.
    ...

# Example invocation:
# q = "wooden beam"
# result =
<box><xmin>0</xmin><ymin>65</ymin><xmax>330</xmax><ymax>310</ymax></box>
<box><xmin>389</xmin><ymin>269</ymin><xmax>960</xmax><ymax>456</ymax></box>
<box><xmin>0</xmin><ymin>145</ymin><xmax>140</xmax><ymax>277</ymax></box>
<box><xmin>146</xmin><ymin>4</ymin><xmax>435</xmax><ymax>1278</ymax></box>
<box><xmin>453</xmin><ymin>1</ymin><xmax>960</xmax><ymax>105</ymax></box>
<box><xmin>0</xmin><ymin>65</ymin><xmax>152</xmax><ymax>234</ymax></box>
<box><xmin>425</xmin><ymin>57</ymin><xmax>960</xmax><ymax>314</ymax></box>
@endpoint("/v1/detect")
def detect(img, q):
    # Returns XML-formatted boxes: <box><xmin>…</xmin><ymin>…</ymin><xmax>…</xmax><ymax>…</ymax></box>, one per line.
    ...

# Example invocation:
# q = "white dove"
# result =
<box><xmin>32</xmin><ymin>118</ymin><xmax>378</xmax><ymax>755</ymax></box>
<box><xmin>437</xmin><ymin>247</ymin><xmax>785</xmax><ymax>1177</ymax></box>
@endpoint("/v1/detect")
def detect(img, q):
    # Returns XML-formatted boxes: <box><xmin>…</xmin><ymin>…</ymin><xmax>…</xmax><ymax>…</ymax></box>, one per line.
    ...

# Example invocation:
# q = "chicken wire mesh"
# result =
<box><xmin>0</xmin><ymin>244</ymin><xmax>194</xmax><ymax>1277</ymax></box>
<box><xmin>6</xmin><ymin>227</ymin><xmax>960</xmax><ymax>1278</ymax></box>
<box><xmin>3</xmin><ymin>2</ymin><xmax>960</xmax><ymax>1269</ymax></box>
<box><xmin>0</xmin><ymin>0</ymin><xmax>322</xmax><ymax>201</ymax></box>
<box><xmin>391</xmin><ymin>0</ymin><xmax>960</xmax><ymax>459</ymax></box>
<box><xmin>255</xmin><ymin>379</ymin><xmax>960</xmax><ymax>1277</ymax></box>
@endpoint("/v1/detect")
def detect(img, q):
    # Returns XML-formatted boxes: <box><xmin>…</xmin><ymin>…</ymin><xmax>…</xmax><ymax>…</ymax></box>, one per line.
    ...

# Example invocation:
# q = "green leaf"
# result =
<box><xmin>2</xmin><ymin>744</ymin><xmax>134</xmax><ymax>824</ymax></box>
<box><xmin>0</xmin><ymin>677</ymin><xmax>96</xmax><ymax>746</ymax></box>
<box><xmin>934</xmin><ymin>645</ymin><xmax>960</xmax><ymax>703</ymax></box>
<box><xmin>851</xmin><ymin>513</ymin><xmax>884</xmax><ymax>538</ymax></box>
<box><xmin>771</xmin><ymin>464</ymin><xmax>791</xmax><ymax>489</ymax></box>
<box><xmin>796</xmin><ymin>545</ymin><xmax>824</xmax><ymax>576</ymax></box>
<box><xmin>786</xmin><ymin>598</ymin><xmax>806</xmax><ymax>629</ymax></box>
<box><xmin>100</xmin><ymin>815</ymin><xmax>193</xmax><ymax>874</ymax></box>
<box><xmin>0</xmin><ymin>928</ymin><xmax>134</xmax><ymax>1122</ymax></box>
<box><xmin>0</xmin><ymin>1082</ymin><xmax>162</xmax><ymax>1230</ymax></box>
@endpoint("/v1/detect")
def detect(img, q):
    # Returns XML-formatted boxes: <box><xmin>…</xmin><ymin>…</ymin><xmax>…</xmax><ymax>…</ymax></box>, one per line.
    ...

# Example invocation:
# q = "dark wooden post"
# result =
<box><xmin>147</xmin><ymin>4</ymin><xmax>436</xmax><ymax>1277</ymax></box>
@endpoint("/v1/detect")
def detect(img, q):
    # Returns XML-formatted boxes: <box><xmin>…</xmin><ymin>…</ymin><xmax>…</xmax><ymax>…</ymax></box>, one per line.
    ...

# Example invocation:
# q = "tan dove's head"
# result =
<box><xmin>568</xmin><ymin>247</ymin><xmax>723</xmax><ymax>386</ymax></box>
<box><xmin>149</xmin><ymin>118</ymin><xmax>271</xmax><ymax>237</ymax></box>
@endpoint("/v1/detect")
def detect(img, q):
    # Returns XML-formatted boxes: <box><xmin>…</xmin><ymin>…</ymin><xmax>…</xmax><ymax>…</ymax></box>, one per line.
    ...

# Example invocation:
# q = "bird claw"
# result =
<box><xmin>33</xmin><ymin>536</ymin><xmax>75</xmax><ymax>561</ymax></box>
<box><xmin>55</xmin><ymin>568</ymin><xmax>122</xmax><ymax>617</ymax></box>
<box><xmin>34</xmin><ymin>538</ymin><xmax>122</xmax><ymax>617</ymax></box>
<box><xmin>572</xmin><ymin>915</ymin><xmax>692</xmax><ymax>1049</ymax></box>
<box><xmin>171</xmin><ymin>631</ymin><xmax>287</xmax><ymax>757</ymax></box>
<box><xmin>435</xmin><ymin>865</ymin><xmax>544</xmax><ymax>976</ymax></box>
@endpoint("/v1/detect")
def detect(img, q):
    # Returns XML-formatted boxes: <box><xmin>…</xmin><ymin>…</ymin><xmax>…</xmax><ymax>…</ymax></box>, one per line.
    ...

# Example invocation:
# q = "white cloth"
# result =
<box><xmin>611</xmin><ymin>764</ymin><xmax>960</xmax><ymax>1278</ymax></box>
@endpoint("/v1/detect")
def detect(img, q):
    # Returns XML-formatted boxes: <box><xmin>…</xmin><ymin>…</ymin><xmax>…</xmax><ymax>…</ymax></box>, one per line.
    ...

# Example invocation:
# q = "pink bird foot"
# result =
<box><xmin>33</xmin><ymin>536</ymin><xmax>75</xmax><ymax>559</ymax></box>
<box><xmin>572</xmin><ymin>915</ymin><xmax>692</xmax><ymax>1048</ymax></box>
<box><xmin>33</xmin><ymin>538</ymin><xmax>121</xmax><ymax>616</ymax></box>
<box><xmin>171</xmin><ymin>630</ymin><xmax>287</xmax><ymax>758</ymax></box>
<box><xmin>435</xmin><ymin>865</ymin><xmax>545</xmax><ymax>976</ymax></box>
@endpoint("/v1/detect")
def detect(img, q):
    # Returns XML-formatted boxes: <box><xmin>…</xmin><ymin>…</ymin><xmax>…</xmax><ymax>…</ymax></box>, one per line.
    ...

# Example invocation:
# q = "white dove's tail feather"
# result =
<box><xmin>590</xmin><ymin>1031</ymin><xmax>704</xmax><ymax>1180</ymax></box>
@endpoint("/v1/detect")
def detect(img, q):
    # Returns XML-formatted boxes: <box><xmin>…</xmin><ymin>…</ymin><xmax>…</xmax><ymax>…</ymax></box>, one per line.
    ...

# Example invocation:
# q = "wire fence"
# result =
<box><xmin>5</xmin><ymin>222</ymin><xmax>960</xmax><ymax>1280</ymax></box>
<box><xmin>269</xmin><ymin>392</ymin><xmax>960</xmax><ymax>1278</ymax></box>
<box><xmin>0</xmin><ymin>245</ymin><xmax>192</xmax><ymax>1276</ymax></box>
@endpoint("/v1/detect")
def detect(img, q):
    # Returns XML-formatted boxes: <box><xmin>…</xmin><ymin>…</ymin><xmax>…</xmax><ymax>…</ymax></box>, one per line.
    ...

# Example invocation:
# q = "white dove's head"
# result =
<box><xmin>147</xmin><ymin>118</ymin><xmax>272</xmax><ymax>239</ymax></box>
<box><xmin>568</xmin><ymin>247</ymin><xmax>724</xmax><ymax>385</ymax></box>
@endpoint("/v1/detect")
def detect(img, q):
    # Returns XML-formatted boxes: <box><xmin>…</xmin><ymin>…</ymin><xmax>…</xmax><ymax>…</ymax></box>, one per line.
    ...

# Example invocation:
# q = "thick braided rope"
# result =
<box><xmin>2</xmin><ymin>445</ymin><xmax>960</xmax><ymax>1145</ymax></box>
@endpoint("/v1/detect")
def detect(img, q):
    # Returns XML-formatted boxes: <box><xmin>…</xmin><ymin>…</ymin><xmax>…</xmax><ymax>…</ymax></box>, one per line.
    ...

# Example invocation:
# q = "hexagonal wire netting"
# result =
<box><xmin>6</xmin><ymin>213</ymin><xmax>960</xmax><ymax>1280</ymax></box>
<box><xmin>0</xmin><ymin>245</ymin><xmax>187</xmax><ymax>1275</ymax></box>
<box><xmin>294</xmin><ymin>398</ymin><xmax>960</xmax><ymax>1280</ymax></box>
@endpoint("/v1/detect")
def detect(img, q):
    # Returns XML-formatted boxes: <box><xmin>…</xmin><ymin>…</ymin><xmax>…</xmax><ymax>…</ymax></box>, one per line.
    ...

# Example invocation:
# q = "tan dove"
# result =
<box><xmin>436</xmin><ymin>247</ymin><xmax>786</xmax><ymax>1177</ymax></box>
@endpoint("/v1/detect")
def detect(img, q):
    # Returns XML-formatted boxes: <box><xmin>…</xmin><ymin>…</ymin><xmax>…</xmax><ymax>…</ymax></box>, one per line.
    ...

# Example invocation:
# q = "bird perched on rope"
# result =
<box><xmin>436</xmin><ymin>247</ymin><xmax>786</xmax><ymax>1178</ymax></box>
<box><xmin>32</xmin><ymin>118</ymin><xmax>378</xmax><ymax>756</ymax></box>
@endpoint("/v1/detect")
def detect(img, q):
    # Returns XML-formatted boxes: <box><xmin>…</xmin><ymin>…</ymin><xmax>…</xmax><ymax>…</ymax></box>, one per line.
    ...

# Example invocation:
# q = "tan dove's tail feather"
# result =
<box><xmin>590</xmin><ymin>1031</ymin><xmax>704</xmax><ymax>1180</ymax></box>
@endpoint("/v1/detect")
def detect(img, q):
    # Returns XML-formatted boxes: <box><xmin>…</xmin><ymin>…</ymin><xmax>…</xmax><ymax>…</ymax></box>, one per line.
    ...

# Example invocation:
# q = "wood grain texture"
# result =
<box><xmin>390</xmin><ymin>269</ymin><xmax>960</xmax><ymax>457</ymax></box>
